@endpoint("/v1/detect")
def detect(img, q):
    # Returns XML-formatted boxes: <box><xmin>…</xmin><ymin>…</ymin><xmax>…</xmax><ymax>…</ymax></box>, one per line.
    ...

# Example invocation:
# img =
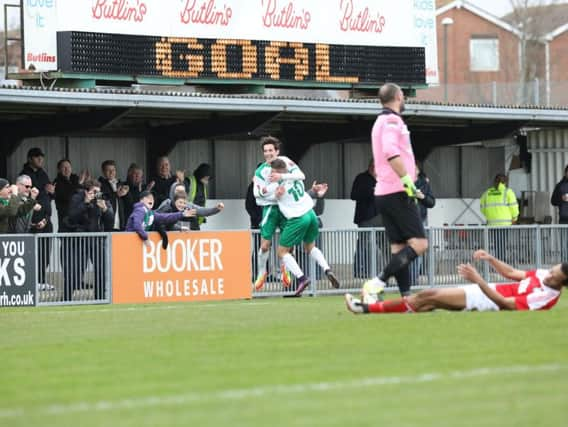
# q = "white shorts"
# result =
<box><xmin>462</xmin><ymin>284</ymin><xmax>500</xmax><ymax>312</ymax></box>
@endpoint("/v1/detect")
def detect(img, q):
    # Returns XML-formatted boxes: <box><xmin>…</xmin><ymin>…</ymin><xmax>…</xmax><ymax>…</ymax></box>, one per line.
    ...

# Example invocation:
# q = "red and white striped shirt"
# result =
<box><xmin>495</xmin><ymin>269</ymin><xmax>561</xmax><ymax>311</ymax></box>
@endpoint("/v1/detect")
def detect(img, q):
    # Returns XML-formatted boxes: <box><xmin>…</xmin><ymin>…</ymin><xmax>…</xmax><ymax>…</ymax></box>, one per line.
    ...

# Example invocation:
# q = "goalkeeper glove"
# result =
<box><xmin>400</xmin><ymin>174</ymin><xmax>417</xmax><ymax>198</ymax></box>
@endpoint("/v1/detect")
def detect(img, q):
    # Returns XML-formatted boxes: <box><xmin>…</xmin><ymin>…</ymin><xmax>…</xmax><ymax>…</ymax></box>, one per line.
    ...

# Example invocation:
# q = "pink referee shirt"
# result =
<box><xmin>371</xmin><ymin>109</ymin><xmax>417</xmax><ymax>196</ymax></box>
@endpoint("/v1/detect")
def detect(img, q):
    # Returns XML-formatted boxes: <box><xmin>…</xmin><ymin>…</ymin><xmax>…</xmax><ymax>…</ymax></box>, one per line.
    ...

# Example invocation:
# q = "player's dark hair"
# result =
<box><xmin>561</xmin><ymin>263</ymin><xmax>568</xmax><ymax>286</ymax></box>
<box><xmin>378</xmin><ymin>83</ymin><xmax>401</xmax><ymax>104</ymax></box>
<box><xmin>261</xmin><ymin>136</ymin><xmax>281</xmax><ymax>152</ymax></box>
<box><xmin>271</xmin><ymin>158</ymin><xmax>287</xmax><ymax>170</ymax></box>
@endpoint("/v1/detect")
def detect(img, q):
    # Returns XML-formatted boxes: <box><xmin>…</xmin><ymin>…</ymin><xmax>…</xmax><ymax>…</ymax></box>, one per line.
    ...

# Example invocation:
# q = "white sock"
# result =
<box><xmin>257</xmin><ymin>248</ymin><xmax>269</xmax><ymax>276</ymax></box>
<box><xmin>309</xmin><ymin>247</ymin><xmax>330</xmax><ymax>272</ymax></box>
<box><xmin>282</xmin><ymin>253</ymin><xmax>304</xmax><ymax>278</ymax></box>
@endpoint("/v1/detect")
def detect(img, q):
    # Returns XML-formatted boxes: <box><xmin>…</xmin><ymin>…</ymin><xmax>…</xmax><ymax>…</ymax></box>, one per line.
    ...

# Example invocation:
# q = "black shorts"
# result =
<box><xmin>374</xmin><ymin>192</ymin><xmax>426</xmax><ymax>243</ymax></box>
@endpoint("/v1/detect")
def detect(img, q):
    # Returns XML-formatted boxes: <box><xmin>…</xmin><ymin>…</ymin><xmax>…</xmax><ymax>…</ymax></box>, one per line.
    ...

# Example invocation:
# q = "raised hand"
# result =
<box><xmin>30</xmin><ymin>187</ymin><xmax>40</xmax><ymax>199</ymax></box>
<box><xmin>473</xmin><ymin>250</ymin><xmax>492</xmax><ymax>261</ymax></box>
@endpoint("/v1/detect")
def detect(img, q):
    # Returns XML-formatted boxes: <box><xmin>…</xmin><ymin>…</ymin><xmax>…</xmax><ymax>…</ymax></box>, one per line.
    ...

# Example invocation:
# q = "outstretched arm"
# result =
<box><xmin>473</xmin><ymin>250</ymin><xmax>526</xmax><ymax>281</ymax></box>
<box><xmin>457</xmin><ymin>263</ymin><xmax>517</xmax><ymax>310</ymax></box>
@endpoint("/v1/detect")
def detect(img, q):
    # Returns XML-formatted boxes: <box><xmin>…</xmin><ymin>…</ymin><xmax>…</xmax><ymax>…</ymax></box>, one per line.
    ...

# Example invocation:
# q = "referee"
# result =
<box><xmin>364</xmin><ymin>83</ymin><xmax>428</xmax><ymax>297</ymax></box>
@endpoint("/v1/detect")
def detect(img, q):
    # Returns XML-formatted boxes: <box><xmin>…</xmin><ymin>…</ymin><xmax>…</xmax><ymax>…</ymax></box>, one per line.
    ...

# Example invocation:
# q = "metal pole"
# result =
<box><xmin>4</xmin><ymin>4</ymin><xmax>8</xmax><ymax>80</ymax></box>
<box><xmin>444</xmin><ymin>24</ymin><xmax>448</xmax><ymax>102</ymax></box>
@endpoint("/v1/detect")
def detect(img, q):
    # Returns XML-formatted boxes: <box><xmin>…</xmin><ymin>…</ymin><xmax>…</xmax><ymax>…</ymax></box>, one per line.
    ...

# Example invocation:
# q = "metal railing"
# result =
<box><xmin>22</xmin><ymin>225</ymin><xmax>568</xmax><ymax>305</ymax></box>
<box><xmin>36</xmin><ymin>233</ymin><xmax>112</xmax><ymax>306</ymax></box>
<box><xmin>250</xmin><ymin>225</ymin><xmax>568</xmax><ymax>298</ymax></box>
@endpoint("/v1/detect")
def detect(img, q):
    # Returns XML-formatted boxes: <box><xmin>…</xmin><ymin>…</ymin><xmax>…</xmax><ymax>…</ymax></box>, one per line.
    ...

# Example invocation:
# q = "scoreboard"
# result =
<box><xmin>56</xmin><ymin>32</ymin><xmax>426</xmax><ymax>85</ymax></box>
<box><xmin>24</xmin><ymin>0</ymin><xmax>437</xmax><ymax>87</ymax></box>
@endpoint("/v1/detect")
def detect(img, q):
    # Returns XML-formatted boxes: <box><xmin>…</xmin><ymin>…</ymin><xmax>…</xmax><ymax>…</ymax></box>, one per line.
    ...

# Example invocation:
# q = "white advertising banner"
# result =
<box><xmin>23</xmin><ymin>0</ymin><xmax>58</xmax><ymax>71</ymax></box>
<box><xmin>23</xmin><ymin>0</ymin><xmax>438</xmax><ymax>83</ymax></box>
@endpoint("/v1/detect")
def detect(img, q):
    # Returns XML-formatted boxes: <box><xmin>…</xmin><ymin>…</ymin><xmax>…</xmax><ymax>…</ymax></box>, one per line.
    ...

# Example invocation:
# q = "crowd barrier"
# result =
<box><xmin>0</xmin><ymin>225</ymin><xmax>566</xmax><ymax>307</ymax></box>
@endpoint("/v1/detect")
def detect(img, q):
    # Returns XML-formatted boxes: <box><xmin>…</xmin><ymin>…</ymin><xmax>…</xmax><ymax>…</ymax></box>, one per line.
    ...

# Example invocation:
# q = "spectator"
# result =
<box><xmin>125</xmin><ymin>190</ymin><xmax>195</xmax><ymax>245</ymax></box>
<box><xmin>185</xmin><ymin>162</ymin><xmax>213</xmax><ymax>230</ymax></box>
<box><xmin>350</xmin><ymin>159</ymin><xmax>382</xmax><ymax>278</ymax></box>
<box><xmin>157</xmin><ymin>185</ymin><xmax>224</xmax><ymax>231</ymax></box>
<box><xmin>0</xmin><ymin>179</ymin><xmax>20</xmax><ymax>233</ymax></box>
<box><xmin>409</xmin><ymin>164</ymin><xmax>436</xmax><ymax>286</ymax></box>
<box><xmin>123</xmin><ymin>163</ymin><xmax>150</xmax><ymax>219</ymax></box>
<box><xmin>20</xmin><ymin>147</ymin><xmax>54</xmax><ymax>288</ymax></box>
<box><xmin>54</xmin><ymin>159</ymin><xmax>87</xmax><ymax>231</ymax></box>
<box><xmin>551</xmin><ymin>164</ymin><xmax>568</xmax><ymax>224</ymax></box>
<box><xmin>245</xmin><ymin>165</ymin><xmax>263</xmax><ymax>230</ymax></box>
<box><xmin>480</xmin><ymin>173</ymin><xmax>519</xmax><ymax>261</ymax></box>
<box><xmin>9</xmin><ymin>175</ymin><xmax>41</xmax><ymax>234</ymax></box>
<box><xmin>98</xmin><ymin>160</ymin><xmax>128</xmax><ymax>231</ymax></box>
<box><xmin>61</xmin><ymin>180</ymin><xmax>114</xmax><ymax>301</ymax></box>
<box><xmin>245</xmin><ymin>166</ymin><xmax>263</xmax><ymax>281</ymax></box>
<box><xmin>149</xmin><ymin>156</ymin><xmax>176</xmax><ymax>208</ymax></box>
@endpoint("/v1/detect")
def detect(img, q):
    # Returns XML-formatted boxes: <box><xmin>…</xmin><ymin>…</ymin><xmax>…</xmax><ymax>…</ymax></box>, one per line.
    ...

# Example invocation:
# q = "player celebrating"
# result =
<box><xmin>362</xmin><ymin>82</ymin><xmax>428</xmax><ymax>298</ymax></box>
<box><xmin>269</xmin><ymin>158</ymin><xmax>340</xmax><ymax>296</ymax></box>
<box><xmin>345</xmin><ymin>250</ymin><xmax>567</xmax><ymax>314</ymax></box>
<box><xmin>252</xmin><ymin>136</ymin><xmax>303</xmax><ymax>290</ymax></box>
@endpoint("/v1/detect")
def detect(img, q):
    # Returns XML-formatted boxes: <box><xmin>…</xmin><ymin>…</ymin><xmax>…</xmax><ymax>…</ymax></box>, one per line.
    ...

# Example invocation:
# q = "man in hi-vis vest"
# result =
<box><xmin>480</xmin><ymin>173</ymin><xmax>519</xmax><ymax>261</ymax></box>
<box><xmin>186</xmin><ymin>163</ymin><xmax>212</xmax><ymax>230</ymax></box>
<box><xmin>480</xmin><ymin>174</ymin><xmax>519</xmax><ymax>226</ymax></box>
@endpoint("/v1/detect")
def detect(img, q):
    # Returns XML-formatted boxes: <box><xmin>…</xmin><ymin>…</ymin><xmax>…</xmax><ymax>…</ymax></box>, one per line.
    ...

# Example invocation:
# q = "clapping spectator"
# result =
<box><xmin>149</xmin><ymin>156</ymin><xmax>176</xmax><ymax>208</ymax></box>
<box><xmin>0</xmin><ymin>179</ymin><xmax>19</xmax><ymax>233</ymax></box>
<box><xmin>98</xmin><ymin>160</ymin><xmax>128</xmax><ymax>231</ymax></box>
<box><xmin>123</xmin><ymin>163</ymin><xmax>149</xmax><ymax>219</ymax></box>
<box><xmin>54</xmin><ymin>159</ymin><xmax>87</xmax><ymax>231</ymax></box>
<box><xmin>9</xmin><ymin>175</ymin><xmax>41</xmax><ymax>234</ymax></box>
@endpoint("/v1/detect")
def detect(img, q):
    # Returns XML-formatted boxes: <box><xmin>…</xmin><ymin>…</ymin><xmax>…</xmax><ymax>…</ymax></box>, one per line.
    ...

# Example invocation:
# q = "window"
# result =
<box><xmin>470</xmin><ymin>37</ymin><xmax>499</xmax><ymax>72</ymax></box>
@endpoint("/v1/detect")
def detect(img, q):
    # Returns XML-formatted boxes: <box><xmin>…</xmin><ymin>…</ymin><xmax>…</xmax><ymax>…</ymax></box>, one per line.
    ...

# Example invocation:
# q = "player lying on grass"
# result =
<box><xmin>345</xmin><ymin>250</ymin><xmax>568</xmax><ymax>314</ymax></box>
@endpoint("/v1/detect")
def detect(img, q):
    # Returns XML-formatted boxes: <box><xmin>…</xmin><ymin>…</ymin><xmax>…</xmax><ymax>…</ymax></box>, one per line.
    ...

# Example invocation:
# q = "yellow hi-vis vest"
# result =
<box><xmin>188</xmin><ymin>175</ymin><xmax>208</xmax><ymax>225</ymax></box>
<box><xmin>480</xmin><ymin>183</ymin><xmax>519</xmax><ymax>226</ymax></box>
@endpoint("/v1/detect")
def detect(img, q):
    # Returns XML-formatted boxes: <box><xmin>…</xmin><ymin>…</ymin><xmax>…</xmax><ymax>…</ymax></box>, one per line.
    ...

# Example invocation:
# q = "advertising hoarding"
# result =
<box><xmin>112</xmin><ymin>231</ymin><xmax>252</xmax><ymax>304</ymax></box>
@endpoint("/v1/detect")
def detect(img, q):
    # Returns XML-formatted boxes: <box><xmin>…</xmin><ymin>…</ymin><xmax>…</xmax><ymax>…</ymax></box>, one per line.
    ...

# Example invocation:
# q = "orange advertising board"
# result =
<box><xmin>112</xmin><ymin>231</ymin><xmax>252</xmax><ymax>304</ymax></box>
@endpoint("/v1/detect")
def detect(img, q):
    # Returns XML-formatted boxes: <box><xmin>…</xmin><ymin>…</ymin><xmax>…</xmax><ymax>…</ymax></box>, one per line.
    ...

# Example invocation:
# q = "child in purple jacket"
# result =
<box><xmin>125</xmin><ymin>190</ymin><xmax>194</xmax><ymax>245</ymax></box>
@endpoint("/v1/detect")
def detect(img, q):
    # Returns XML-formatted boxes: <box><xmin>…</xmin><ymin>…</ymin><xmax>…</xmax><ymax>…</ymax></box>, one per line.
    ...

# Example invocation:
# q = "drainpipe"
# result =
<box><xmin>545</xmin><ymin>39</ymin><xmax>550</xmax><ymax>106</ymax></box>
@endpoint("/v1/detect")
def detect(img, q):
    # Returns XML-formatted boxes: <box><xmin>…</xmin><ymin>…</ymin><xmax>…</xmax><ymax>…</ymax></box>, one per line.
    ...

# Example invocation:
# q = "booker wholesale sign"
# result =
<box><xmin>23</xmin><ymin>0</ymin><xmax>438</xmax><ymax>84</ymax></box>
<box><xmin>112</xmin><ymin>231</ymin><xmax>252</xmax><ymax>304</ymax></box>
<box><xmin>0</xmin><ymin>236</ymin><xmax>36</xmax><ymax>307</ymax></box>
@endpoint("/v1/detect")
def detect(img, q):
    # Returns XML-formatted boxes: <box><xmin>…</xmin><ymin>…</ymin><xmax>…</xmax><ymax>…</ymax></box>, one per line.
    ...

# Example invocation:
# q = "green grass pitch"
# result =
<box><xmin>1</xmin><ymin>295</ymin><xmax>567</xmax><ymax>427</ymax></box>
